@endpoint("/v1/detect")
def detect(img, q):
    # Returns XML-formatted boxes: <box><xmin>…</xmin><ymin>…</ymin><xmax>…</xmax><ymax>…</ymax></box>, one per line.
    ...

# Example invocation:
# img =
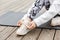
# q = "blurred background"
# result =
<box><xmin>0</xmin><ymin>0</ymin><xmax>35</xmax><ymax>16</ymax></box>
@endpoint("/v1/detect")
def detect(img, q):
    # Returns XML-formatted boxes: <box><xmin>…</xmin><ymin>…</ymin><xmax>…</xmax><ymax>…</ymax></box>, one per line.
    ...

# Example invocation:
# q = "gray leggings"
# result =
<box><xmin>27</xmin><ymin>0</ymin><xmax>50</xmax><ymax>20</ymax></box>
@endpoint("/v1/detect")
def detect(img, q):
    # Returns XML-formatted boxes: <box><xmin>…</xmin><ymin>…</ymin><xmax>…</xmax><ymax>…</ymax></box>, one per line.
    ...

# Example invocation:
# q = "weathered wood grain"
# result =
<box><xmin>0</xmin><ymin>27</ymin><xmax>17</xmax><ymax>40</ymax></box>
<box><xmin>54</xmin><ymin>30</ymin><xmax>60</xmax><ymax>40</ymax></box>
<box><xmin>38</xmin><ymin>29</ymin><xmax>55</xmax><ymax>40</ymax></box>
<box><xmin>0</xmin><ymin>26</ymin><xmax>6</xmax><ymax>32</ymax></box>
<box><xmin>6</xmin><ymin>29</ymin><xmax>24</xmax><ymax>40</ymax></box>
<box><xmin>0</xmin><ymin>0</ymin><xmax>35</xmax><ymax>16</ymax></box>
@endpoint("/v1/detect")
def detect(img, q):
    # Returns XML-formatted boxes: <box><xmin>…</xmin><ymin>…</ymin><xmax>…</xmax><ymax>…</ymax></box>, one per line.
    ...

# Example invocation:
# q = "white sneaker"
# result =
<box><xmin>51</xmin><ymin>17</ymin><xmax>60</xmax><ymax>26</ymax></box>
<box><xmin>16</xmin><ymin>17</ymin><xmax>31</xmax><ymax>35</ymax></box>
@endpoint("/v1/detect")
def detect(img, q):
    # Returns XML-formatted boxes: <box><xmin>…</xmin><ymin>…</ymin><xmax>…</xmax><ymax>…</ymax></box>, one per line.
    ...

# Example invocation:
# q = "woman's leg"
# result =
<box><xmin>45</xmin><ymin>0</ymin><xmax>51</xmax><ymax>10</ymax></box>
<box><xmin>23</xmin><ymin>0</ymin><xmax>45</xmax><ymax>20</ymax></box>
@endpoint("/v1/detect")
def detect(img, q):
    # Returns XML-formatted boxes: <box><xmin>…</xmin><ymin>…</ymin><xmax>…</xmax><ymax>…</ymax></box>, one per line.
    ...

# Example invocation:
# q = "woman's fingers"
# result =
<box><xmin>17</xmin><ymin>20</ymin><xmax>22</xmax><ymax>26</ymax></box>
<box><xmin>27</xmin><ymin>21</ymin><xmax>36</xmax><ymax>30</ymax></box>
<box><xmin>27</xmin><ymin>23</ymin><xmax>32</xmax><ymax>29</ymax></box>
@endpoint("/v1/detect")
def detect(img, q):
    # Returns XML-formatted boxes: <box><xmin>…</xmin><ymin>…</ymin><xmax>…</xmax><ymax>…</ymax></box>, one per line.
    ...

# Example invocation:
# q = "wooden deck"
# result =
<box><xmin>0</xmin><ymin>0</ymin><xmax>60</xmax><ymax>40</ymax></box>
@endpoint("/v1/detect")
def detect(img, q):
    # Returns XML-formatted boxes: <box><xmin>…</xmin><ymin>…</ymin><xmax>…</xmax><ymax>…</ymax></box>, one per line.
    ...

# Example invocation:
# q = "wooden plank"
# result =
<box><xmin>14</xmin><ymin>0</ymin><xmax>35</xmax><ymax>12</ymax></box>
<box><xmin>38</xmin><ymin>29</ymin><xmax>55</xmax><ymax>40</ymax></box>
<box><xmin>0</xmin><ymin>27</ymin><xmax>17</xmax><ymax>40</ymax></box>
<box><xmin>0</xmin><ymin>26</ymin><xmax>6</xmax><ymax>32</ymax></box>
<box><xmin>0</xmin><ymin>0</ymin><xmax>25</xmax><ymax>16</ymax></box>
<box><xmin>0</xmin><ymin>0</ymin><xmax>16</xmax><ymax>5</ymax></box>
<box><xmin>21</xmin><ymin>29</ymin><xmax>41</xmax><ymax>40</ymax></box>
<box><xmin>54</xmin><ymin>30</ymin><xmax>60</xmax><ymax>40</ymax></box>
<box><xmin>0</xmin><ymin>0</ymin><xmax>35</xmax><ymax>13</ymax></box>
<box><xmin>10</xmin><ymin>0</ymin><xmax>30</xmax><ymax>10</ymax></box>
<box><xmin>6</xmin><ymin>29</ymin><xmax>24</xmax><ymax>40</ymax></box>
<box><xmin>0</xmin><ymin>0</ymin><xmax>17</xmax><ymax>15</ymax></box>
<box><xmin>0</xmin><ymin>0</ymin><xmax>17</xmax><ymax>11</ymax></box>
<box><xmin>0</xmin><ymin>0</ymin><xmax>34</xmax><ymax>16</ymax></box>
<box><xmin>0</xmin><ymin>0</ymin><xmax>24</xmax><ymax>11</ymax></box>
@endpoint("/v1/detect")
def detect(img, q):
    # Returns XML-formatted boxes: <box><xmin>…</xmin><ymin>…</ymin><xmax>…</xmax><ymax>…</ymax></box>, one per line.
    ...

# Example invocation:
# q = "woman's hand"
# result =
<box><xmin>27</xmin><ymin>21</ymin><xmax>37</xmax><ymax>30</ymax></box>
<box><xmin>17</xmin><ymin>20</ymin><xmax>23</xmax><ymax>26</ymax></box>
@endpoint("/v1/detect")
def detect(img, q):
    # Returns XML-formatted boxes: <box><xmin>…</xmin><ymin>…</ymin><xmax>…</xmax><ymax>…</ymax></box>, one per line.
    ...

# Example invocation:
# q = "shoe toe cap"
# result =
<box><xmin>16</xmin><ymin>29</ymin><xmax>27</xmax><ymax>35</ymax></box>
